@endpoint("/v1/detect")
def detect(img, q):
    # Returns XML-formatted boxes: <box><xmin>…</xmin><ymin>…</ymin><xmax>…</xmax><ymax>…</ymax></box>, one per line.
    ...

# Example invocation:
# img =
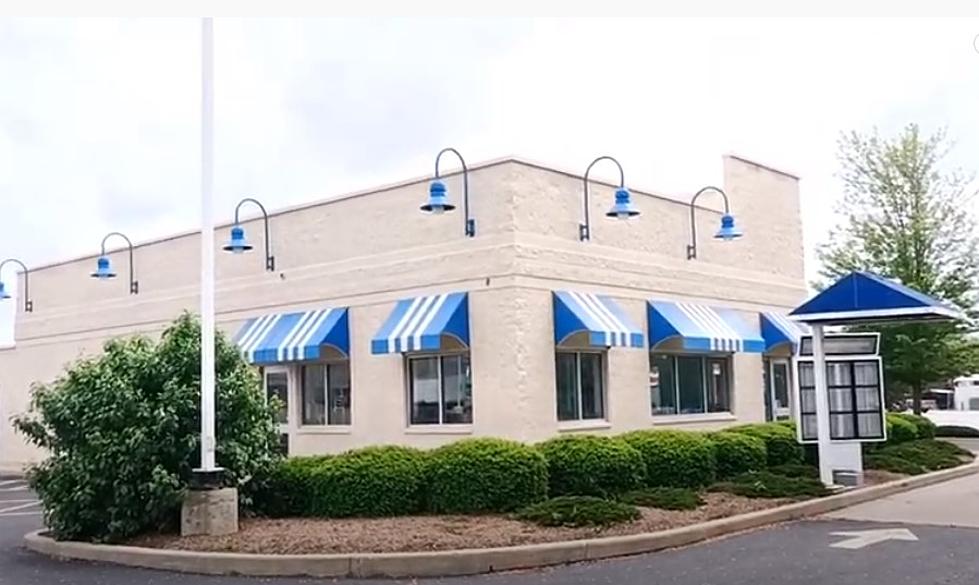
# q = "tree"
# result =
<box><xmin>13</xmin><ymin>312</ymin><xmax>281</xmax><ymax>542</ymax></box>
<box><xmin>819</xmin><ymin>124</ymin><xmax>979</xmax><ymax>413</ymax></box>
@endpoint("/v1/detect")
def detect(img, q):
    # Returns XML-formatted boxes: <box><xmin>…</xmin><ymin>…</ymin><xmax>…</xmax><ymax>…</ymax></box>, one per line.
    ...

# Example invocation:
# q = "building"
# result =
<box><xmin>0</xmin><ymin>154</ymin><xmax>807</xmax><ymax>472</ymax></box>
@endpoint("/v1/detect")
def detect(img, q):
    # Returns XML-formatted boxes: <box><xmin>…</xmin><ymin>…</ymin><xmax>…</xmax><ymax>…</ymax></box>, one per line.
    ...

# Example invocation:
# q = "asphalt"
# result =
<box><xmin>4</xmin><ymin>477</ymin><xmax>979</xmax><ymax>584</ymax></box>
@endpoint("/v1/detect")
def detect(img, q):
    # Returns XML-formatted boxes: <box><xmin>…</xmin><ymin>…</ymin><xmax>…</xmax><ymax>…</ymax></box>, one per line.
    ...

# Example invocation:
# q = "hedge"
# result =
<box><xmin>537</xmin><ymin>435</ymin><xmax>645</xmax><ymax>497</ymax></box>
<box><xmin>891</xmin><ymin>412</ymin><xmax>936</xmax><ymax>439</ymax></box>
<box><xmin>426</xmin><ymin>438</ymin><xmax>548</xmax><ymax>514</ymax></box>
<box><xmin>308</xmin><ymin>446</ymin><xmax>427</xmax><ymax>517</ymax></box>
<box><xmin>936</xmin><ymin>425</ymin><xmax>979</xmax><ymax>438</ymax></box>
<box><xmin>620</xmin><ymin>430</ymin><xmax>716</xmax><ymax>488</ymax></box>
<box><xmin>727</xmin><ymin>423</ymin><xmax>804</xmax><ymax>466</ymax></box>
<box><xmin>886</xmin><ymin>413</ymin><xmax>918</xmax><ymax>444</ymax></box>
<box><xmin>709</xmin><ymin>432</ymin><xmax>767</xmax><ymax>478</ymax></box>
<box><xmin>253</xmin><ymin>455</ymin><xmax>332</xmax><ymax>517</ymax></box>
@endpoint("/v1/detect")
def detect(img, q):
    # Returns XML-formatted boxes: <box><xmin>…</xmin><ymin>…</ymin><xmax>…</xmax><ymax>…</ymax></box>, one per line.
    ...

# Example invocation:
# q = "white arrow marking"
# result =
<box><xmin>830</xmin><ymin>528</ymin><xmax>918</xmax><ymax>549</ymax></box>
<box><xmin>0</xmin><ymin>501</ymin><xmax>40</xmax><ymax>515</ymax></box>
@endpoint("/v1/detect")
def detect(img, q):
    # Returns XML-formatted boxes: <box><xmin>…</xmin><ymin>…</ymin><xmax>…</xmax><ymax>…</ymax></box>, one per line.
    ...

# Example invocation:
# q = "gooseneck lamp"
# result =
<box><xmin>223</xmin><ymin>197</ymin><xmax>275</xmax><ymax>271</ymax></box>
<box><xmin>0</xmin><ymin>258</ymin><xmax>33</xmax><ymax>312</ymax></box>
<box><xmin>421</xmin><ymin>147</ymin><xmax>474</xmax><ymax>237</ymax></box>
<box><xmin>580</xmin><ymin>156</ymin><xmax>639</xmax><ymax>241</ymax></box>
<box><xmin>91</xmin><ymin>232</ymin><xmax>139</xmax><ymax>294</ymax></box>
<box><xmin>686</xmin><ymin>185</ymin><xmax>742</xmax><ymax>260</ymax></box>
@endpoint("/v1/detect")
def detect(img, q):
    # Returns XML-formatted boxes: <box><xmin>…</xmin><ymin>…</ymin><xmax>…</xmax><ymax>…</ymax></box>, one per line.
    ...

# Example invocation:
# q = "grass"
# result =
<box><xmin>617</xmin><ymin>487</ymin><xmax>704</xmax><ymax>511</ymax></box>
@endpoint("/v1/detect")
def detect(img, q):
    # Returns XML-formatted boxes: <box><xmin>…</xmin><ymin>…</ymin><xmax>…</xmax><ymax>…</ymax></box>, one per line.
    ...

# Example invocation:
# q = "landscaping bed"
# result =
<box><xmin>130</xmin><ymin>492</ymin><xmax>787</xmax><ymax>554</ymax></box>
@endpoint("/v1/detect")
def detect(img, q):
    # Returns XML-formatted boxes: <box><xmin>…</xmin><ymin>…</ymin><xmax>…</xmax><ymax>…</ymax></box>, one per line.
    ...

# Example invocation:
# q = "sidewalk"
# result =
<box><xmin>825</xmin><ymin>472</ymin><xmax>979</xmax><ymax>527</ymax></box>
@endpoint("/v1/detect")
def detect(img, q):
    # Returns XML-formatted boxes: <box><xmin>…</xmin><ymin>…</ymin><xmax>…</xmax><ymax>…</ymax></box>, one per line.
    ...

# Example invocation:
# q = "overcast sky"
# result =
<box><xmin>2</xmin><ymin>17</ymin><xmax>979</xmax><ymax>344</ymax></box>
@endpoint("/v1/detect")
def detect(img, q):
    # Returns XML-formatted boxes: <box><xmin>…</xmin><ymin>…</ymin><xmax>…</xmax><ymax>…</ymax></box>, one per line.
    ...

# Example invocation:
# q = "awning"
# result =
<box><xmin>760</xmin><ymin>311</ymin><xmax>810</xmax><ymax>353</ymax></box>
<box><xmin>648</xmin><ymin>300</ymin><xmax>764</xmax><ymax>353</ymax></box>
<box><xmin>234</xmin><ymin>307</ymin><xmax>349</xmax><ymax>365</ymax></box>
<box><xmin>790</xmin><ymin>271</ymin><xmax>963</xmax><ymax>325</ymax></box>
<box><xmin>371</xmin><ymin>292</ymin><xmax>469</xmax><ymax>354</ymax></box>
<box><xmin>553</xmin><ymin>291</ymin><xmax>643</xmax><ymax>348</ymax></box>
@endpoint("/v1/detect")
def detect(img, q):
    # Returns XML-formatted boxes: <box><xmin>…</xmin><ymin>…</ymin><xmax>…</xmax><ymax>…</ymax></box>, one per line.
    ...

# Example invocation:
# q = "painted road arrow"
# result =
<box><xmin>830</xmin><ymin>528</ymin><xmax>918</xmax><ymax>550</ymax></box>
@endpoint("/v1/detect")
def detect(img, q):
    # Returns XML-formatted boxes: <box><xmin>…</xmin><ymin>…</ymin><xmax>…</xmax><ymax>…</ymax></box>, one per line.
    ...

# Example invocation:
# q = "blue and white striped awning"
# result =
<box><xmin>234</xmin><ymin>308</ymin><xmax>349</xmax><ymax>365</ymax></box>
<box><xmin>648</xmin><ymin>300</ymin><xmax>764</xmax><ymax>353</ymax></box>
<box><xmin>371</xmin><ymin>292</ymin><xmax>469</xmax><ymax>354</ymax></box>
<box><xmin>553</xmin><ymin>291</ymin><xmax>643</xmax><ymax>348</ymax></box>
<box><xmin>760</xmin><ymin>311</ymin><xmax>810</xmax><ymax>353</ymax></box>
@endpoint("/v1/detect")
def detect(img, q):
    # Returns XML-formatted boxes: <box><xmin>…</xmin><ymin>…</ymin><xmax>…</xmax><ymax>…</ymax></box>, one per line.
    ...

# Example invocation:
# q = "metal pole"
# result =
<box><xmin>812</xmin><ymin>324</ymin><xmax>833</xmax><ymax>486</ymax></box>
<box><xmin>199</xmin><ymin>17</ymin><xmax>217</xmax><ymax>473</ymax></box>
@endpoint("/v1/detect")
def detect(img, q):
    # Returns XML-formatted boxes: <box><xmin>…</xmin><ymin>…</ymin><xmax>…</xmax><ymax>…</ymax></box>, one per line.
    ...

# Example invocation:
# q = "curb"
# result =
<box><xmin>24</xmin><ymin>462</ymin><xmax>979</xmax><ymax>578</ymax></box>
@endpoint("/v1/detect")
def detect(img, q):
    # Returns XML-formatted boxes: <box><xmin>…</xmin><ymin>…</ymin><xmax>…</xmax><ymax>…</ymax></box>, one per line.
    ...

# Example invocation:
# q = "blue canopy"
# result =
<box><xmin>234</xmin><ymin>308</ymin><xmax>349</xmax><ymax>365</ymax></box>
<box><xmin>553</xmin><ymin>291</ymin><xmax>644</xmax><ymax>348</ymax></box>
<box><xmin>371</xmin><ymin>292</ymin><xmax>469</xmax><ymax>354</ymax></box>
<box><xmin>648</xmin><ymin>300</ymin><xmax>765</xmax><ymax>353</ymax></box>
<box><xmin>789</xmin><ymin>271</ymin><xmax>962</xmax><ymax>325</ymax></box>
<box><xmin>760</xmin><ymin>312</ymin><xmax>810</xmax><ymax>353</ymax></box>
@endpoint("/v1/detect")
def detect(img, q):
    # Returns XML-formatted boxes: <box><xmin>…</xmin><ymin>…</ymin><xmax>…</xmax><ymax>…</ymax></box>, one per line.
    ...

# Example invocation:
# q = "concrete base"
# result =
<box><xmin>180</xmin><ymin>487</ymin><xmax>238</xmax><ymax>536</ymax></box>
<box><xmin>825</xmin><ymin>442</ymin><xmax>865</xmax><ymax>486</ymax></box>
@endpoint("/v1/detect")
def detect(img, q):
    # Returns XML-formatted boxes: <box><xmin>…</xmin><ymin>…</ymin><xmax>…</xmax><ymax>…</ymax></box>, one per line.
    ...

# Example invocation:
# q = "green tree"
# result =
<box><xmin>13</xmin><ymin>312</ymin><xmax>281</xmax><ymax>542</ymax></box>
<box><xmin>818</xmin><ymin>124</ymin><xmax>979</xmax><ymax>413</ymax></box>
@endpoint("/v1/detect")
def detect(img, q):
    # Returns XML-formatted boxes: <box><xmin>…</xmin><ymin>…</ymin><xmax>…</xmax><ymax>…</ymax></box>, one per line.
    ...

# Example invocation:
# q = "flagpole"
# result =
<box><xmin>199</xmin><ymin>16</ymin><xmax>217</xmax><ymax>474</ymax></box>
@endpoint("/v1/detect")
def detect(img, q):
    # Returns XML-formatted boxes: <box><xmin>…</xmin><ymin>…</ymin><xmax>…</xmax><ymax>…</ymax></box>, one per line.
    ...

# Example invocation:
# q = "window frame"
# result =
<box><xmin>405</xmin><ymin>350</ymin><xmax>473</xmax><ymax>427</ymax></box>
<box><xmin>555</xmin><ymin>349</ymin><xmax>608</xmax><ymax>423</ymax></box>
<box><xmin>649</xmin><ymin>352</ymin><xmax>734</xmax><ymax>417</ymax></box>
<box><xmin>299</xmin><ymin>359</ymin><xmax>352</xmax><ymax>428</ymax></box>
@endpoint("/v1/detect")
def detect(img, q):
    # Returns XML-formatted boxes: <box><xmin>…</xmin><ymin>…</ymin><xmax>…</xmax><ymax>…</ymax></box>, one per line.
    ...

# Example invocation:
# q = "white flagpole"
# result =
<box><xmin>200</xmin><ymin>16</ymin><xmax>217</xmax><ymax>473</ymax></box>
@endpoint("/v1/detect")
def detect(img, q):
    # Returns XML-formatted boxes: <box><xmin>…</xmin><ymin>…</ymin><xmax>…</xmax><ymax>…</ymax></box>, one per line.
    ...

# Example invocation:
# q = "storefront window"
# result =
<box><xmin>264</xmin><ymin>370</ymin><xmax>289</xmax><ymax>425</ymax></box>
<box><xmin>408</xmin><ymin>354</ymin><xmax>472</xmax><ymax>425</ymax></box>
<box><xmin>301</xmin><ymin>362</ymin><xmax>351</xmax><ymax>426</ymax></box>
<box><xmin>555</xmin><ymin>351</ymin><xmax>605</xmax><ymax>422</ymax></box>
<box><xmin>650</xmin><ymin>354</ymin><xmax>732</xmax><ymax>416</ymax></box>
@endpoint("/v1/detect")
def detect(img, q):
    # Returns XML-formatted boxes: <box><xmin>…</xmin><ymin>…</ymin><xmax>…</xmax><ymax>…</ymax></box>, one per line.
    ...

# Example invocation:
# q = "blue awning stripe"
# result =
<box><xmin>648</xmin><ymin>300</ymin><xmax>765</xmax><ymax>353</ymax></box>
<box><xmin>233</xmin><ymin>308</ymin><xmax>349</xmax><ymax>364</ymax></box>
<box><xmin>371</xmin><ymin>292</ymin><xmax>469</xmax><ymax>354</ymax></box>
<box><xmin>760</xmin><ymin>311</ymin><xmax>810</xmax><ymax>352</ymax></box>
<box><xmin>553</xmin><ymin>291</ymin><xmax>644</xmax><ymax>348</ymax></box>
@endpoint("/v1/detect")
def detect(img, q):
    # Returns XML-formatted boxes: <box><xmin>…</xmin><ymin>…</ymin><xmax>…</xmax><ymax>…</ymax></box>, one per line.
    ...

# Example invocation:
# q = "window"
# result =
<box><xmin>264</xmin><ymin>370</ymin><xmax>289</xmax><ymax>425</ymax></box>
<box><xmin>649</xmin><ymin>354</ymin><xmax>732</xmax><ymax>416</ymax></box>
<box><xmin>301</xmin><ymin>362</ymin><xmax>351</xmax><ymax>426</ymax></box>
<box><xmin>797</xmin><ymin>359</ymin><xmax>884</xmax><ymax>441</ymax></box>
<box><xmin>408</xmin><ymin>354</ymin><xmax>472</xmax><ymax>425</ymax></box>
<box><xmin>555</xmin><ymin>351</ymin><xmax>605</xmax><ymax>421</ymax></box>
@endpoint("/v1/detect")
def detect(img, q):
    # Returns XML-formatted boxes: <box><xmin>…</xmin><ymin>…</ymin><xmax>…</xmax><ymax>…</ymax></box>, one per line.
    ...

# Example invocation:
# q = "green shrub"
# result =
<box><xmin>253</xmin><ymin>455</ymin><xmax>332</xmax><ymax>517</ymax></box>
<box><xmin>304</xmin><ymin>446</ymin><xmax>427</xmax><ymax>518</ymax></box>
<box><xmin>936</xmin><ymin>425</ymin><xmax>979</xmax><ymax>438</ymax></box>
<box><xmin>620</xmin><ymin>430</ymin><xmax>716</xmax><ymax>488</ymax></box>
<box><xmin>427</xmin><ymin>438</ymin><xmax>548</xmax><ymax>514</ymax></box>
<box><xmin>864</xmin><ymin>454</ymin><xmax>927</xmax><ymax>475</ymax></box>
<box><xmin>618</xmin><ymin>487</ymin><xmax>704</xmax><ymax>511</ymax></box>
<box><xmin>866</xmin><ymin>439</ymin><xmax>973</xmax><ymax>475</ymax></box>
<box><xmin>768</xmin><ymin>463</ymin><xmax>819</xmax><ymax>479</ymax></box>
<box><xmin>709</xmin><ymin>432</ymin><xmax>767</xmax><ymax>478</ymax></box>
<box><xmin>709</xmin><ymin>471</ymin><xmax>830</xmax><ymax>499</ymax></box>
<box><xmin>515</xmin><ymin>496</ymin><xmax>640</xmax><ymax>527</ymax></box>
<box><xmin>727</xmin><ymin>423</ymin><xmax>804</xmax><ymax>467</ymax></box>
<box><xmin>891</xmin><ymin>413</ymin><xmax>936</xmax><ymax>439</ymax></box>
<box><xmin>14</xmin><ymin>313</ymin><xmax>281</xmax><ymax>543</ymax></box>
<box><xmin>537</xmin><ymin>435</ymin><xmax>645</xmax><ymax>497</ymax></box>
<box><xmin>886</xmin><ymin>413</ymin><xmax>919</xmax><ymax>444</ymax></box>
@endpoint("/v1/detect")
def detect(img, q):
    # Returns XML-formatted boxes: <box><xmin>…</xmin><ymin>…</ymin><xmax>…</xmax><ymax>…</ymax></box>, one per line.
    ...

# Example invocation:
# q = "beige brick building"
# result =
<box><xmin>0</xmin><ymin>155</ymin><xmax>807</xmax><ymax>472</ymax></box>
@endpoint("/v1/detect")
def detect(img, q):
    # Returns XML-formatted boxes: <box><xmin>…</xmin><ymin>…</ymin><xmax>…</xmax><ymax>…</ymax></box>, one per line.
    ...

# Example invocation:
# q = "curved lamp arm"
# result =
<box><xmin>234</xmin><ymin>197</ymin><xmax>276</xmax><ymax>271</ymax></box>
<box><xmin>687</xmin><ymin>186</ymin><xmax>732</xmax><ymax>260</ymax></box>
<box><xmin>580</xmin><ymin>156</ymin><xmax>626</xmax><ymax>241</ymax></box>
<box><xmin>101</xmin><ymin>232</ymin><xmax>139</xmax><ymax>294</ymax></box>
<box><xmin>0</xmin><ymin>258</ymin><xmax>32</xmax><ymax>312</ymax></box>
<box><xmin>435</xmin><ymin>148</ymin><xmax>473</xmax><ymax>237</ymax></box>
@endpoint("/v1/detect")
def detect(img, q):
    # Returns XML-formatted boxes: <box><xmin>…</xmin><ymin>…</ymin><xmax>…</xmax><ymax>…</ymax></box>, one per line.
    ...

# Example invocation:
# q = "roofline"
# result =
<box><xmin>724</xmin><ymin>153</ymin><xmax>800</xmax><ymax>181</ymax></box>
<box><xmin>28</xmin><ymin>153</ymin><xmax>751</xmax><ymax>273</ymax></box>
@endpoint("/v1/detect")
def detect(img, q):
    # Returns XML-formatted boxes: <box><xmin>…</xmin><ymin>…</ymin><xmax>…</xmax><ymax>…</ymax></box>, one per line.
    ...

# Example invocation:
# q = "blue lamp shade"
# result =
<box><xmin>605</xmin><ymin>188</ymin><xmax>640</xmax><ymax>220</ymax></box>
<box><xmin>222</xmin><ymin>225</ymin><xmax>253</xmax><ymax>254</ymax></box>
<box><xmin>420</xmin><ymin>180</ymin><xmax>456</xmax><ymax>215</ymax></box>
<box><xmin>714</xmin><ymin>214</ymin><xmax>743</xmax><ymax>240</ymax></box>
<box><xmin>90</xmin><ymin>256</ymin><xmax>117</xmax><ymax>280</ymax></box>
<box><xmin>0</xmin><ymin>281</ymin><xmax>9</xmax><ymax>300</ymax></box>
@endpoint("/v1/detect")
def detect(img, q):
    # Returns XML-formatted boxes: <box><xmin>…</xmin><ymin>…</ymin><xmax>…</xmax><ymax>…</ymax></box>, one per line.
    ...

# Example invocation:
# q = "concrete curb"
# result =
<box><xmin>24</xmin><ymin>462</ymin><xmax>979</xmax><ymax>578</ymax></box>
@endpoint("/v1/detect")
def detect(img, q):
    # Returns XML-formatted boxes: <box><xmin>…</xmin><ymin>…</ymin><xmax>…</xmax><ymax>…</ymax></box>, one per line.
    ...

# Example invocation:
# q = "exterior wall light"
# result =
<box><xmin>580</xmin><ymin>155</ymin><xmax>639</xmax><ymax>241</ymax></box>
<box><xmin>686</xmin><ymin>185</ymin><xmax>742</xmax><ymax>260</ymax></box>
<box><xmin>421</xmin><ymin>147</ymin><xmax>474</xmax><ymax>237</ymax></box>
<box><xmin>223</xmin><ymin>197</ymin><xmax>275</xmax><ymax>272</ymax></box>
<box><xmin>91</xmin><ymin>232</ymin><xmax>139</xmax><ymax>294</ymax></box>
<box><xmin>0</xmin><ymin>258</ymin><xmax>32</xmax><ymax>312</ymax></box>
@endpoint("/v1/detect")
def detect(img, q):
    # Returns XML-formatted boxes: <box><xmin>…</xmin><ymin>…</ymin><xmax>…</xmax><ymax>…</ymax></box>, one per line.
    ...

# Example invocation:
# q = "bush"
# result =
<box><xmin>727</xmin><ymin>423</ymin><xmax>804</xmax><ymax>467</ymax></box>
<box><xmin>936</xmin><ymin>425</ymin><xmax>979</xmax><ymax>438</ymax></box>
<box><xmin>620</xmin><ymin>430</ymin><xmax>716</xmax><ymax>488</ymax></box>
<box><xmin>515</xmin><ymin>496</ymin><xmax>640</xmax><ymax>527</ymax></box>
<box><xmin>618</xmin><ymin>487</ymin><xmax>704</xmax><ymax>511</ymax></box>
<box><xmin>305</xmin><ymin>446</ymin><xmax>427</xmax><ymax>518</ymax></box>
<box><xmin>891</xmin><ymin>413</ymin><xmax>936</xmax><ymax>439</ymax></box>
<box><xmin>865</xmin><ymin>439</ymin><xmax>973</xmax><ymax>475</ymax></box>
<box><xmin>253</xmin><ymin>455</ymin><xmax>332</xmax><ymax>517</ymax></box>
<box><xmin>768</xmin><ymin>463</ymin><xmax>819</xmax><ymax>479</ymax></box>
<box><xmin>426</xmin><ymin>438</ymin><xmax>548</xmax><ymax>514</ymax></box>
<box><xmin>14</xmin><ymin>313</ymin><xmax>281</xmax><ymax>543</ymax></box>
<box><xmin>864</xmin><ymin>454</ymin><xmax>927</xmax><ymax>475</ymax></box>
<box><xmin>709</xmin><ymin>432</ymin><xmax>767</xmax><ymax>478</ymax></box>
<box><xmin>537</xmin><ymin>435</ymin><xmax>645</xmax><ymax>497</ymax></box>
<box><xmin>886</xmin><ymin>413</ymin><xmax>919</xmax><ymax>444</ymax></box>
<box><xmin>709</xmin><ymin>471</ymin><xmax>830</xmax><ymax>499</ymax></box>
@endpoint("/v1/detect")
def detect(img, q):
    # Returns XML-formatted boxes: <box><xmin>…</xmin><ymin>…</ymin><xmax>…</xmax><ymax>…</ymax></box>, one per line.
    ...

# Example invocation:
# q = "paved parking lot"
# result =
<box><xmin>0</xmin><ymin>479</ymin><xmax>40</xmax><ymax>520</ymax></box>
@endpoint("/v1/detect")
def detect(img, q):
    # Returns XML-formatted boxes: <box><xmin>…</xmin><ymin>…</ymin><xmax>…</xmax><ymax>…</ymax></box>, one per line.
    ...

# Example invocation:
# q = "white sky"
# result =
<box><xmin>2</xmin><ymin>17</ymin><xmax>979</xmax><ymax>344</ymax></box>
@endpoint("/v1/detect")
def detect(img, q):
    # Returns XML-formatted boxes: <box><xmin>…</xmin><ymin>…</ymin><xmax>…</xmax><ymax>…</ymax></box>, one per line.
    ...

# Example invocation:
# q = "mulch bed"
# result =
<box><xmin>130</xmin><ymin>493</ymin><xmax>790</xmax><ymax>554</ymax></box>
